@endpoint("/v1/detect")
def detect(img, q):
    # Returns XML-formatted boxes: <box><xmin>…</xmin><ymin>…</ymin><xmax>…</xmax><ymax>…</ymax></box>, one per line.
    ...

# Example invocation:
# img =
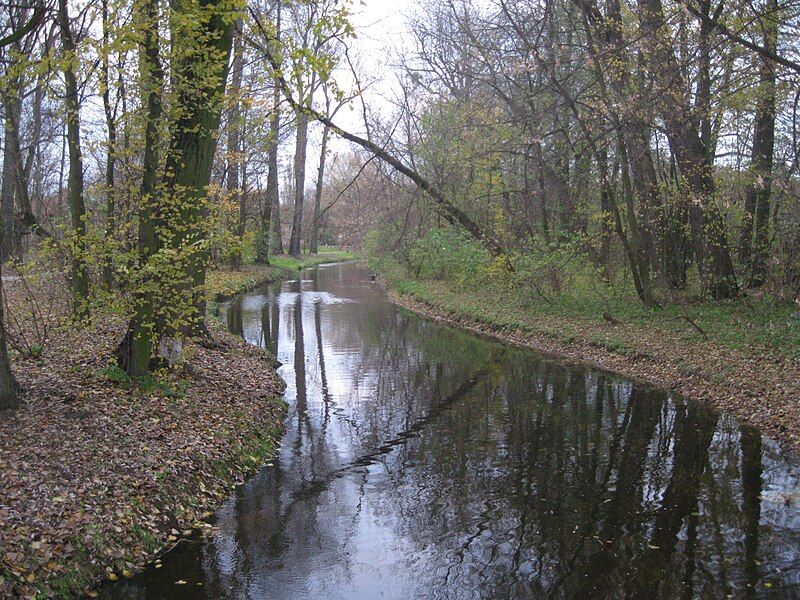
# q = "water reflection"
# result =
<box><xmin>103</xmin><ymin>263</ymin><xmax>800</xmax><ymax>599</ymax></box>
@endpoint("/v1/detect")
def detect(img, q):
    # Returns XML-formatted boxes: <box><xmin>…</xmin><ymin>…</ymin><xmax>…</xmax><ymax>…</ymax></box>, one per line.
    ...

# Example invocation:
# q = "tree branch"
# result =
<box><xmin>248</xmin><ymin>7</ymin><xmax>508</xmax><ymax>258</ymax></box>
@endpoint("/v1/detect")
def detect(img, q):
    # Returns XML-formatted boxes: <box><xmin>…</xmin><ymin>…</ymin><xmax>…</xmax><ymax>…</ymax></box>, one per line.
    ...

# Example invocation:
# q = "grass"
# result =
<box><xmin>205</xmin><ymin>247</ymin><xmax>354</xmax><ymax>302</ymax></box>
<box><xmin>380</xmin><ymin>258</ymin><xmax>800</xmax><ymax>361</ymax></box>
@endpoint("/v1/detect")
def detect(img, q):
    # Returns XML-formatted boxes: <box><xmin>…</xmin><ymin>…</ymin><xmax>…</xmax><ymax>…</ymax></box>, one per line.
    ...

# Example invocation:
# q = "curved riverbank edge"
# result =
<box><xmin>386</xmin><ymin>281</ymin><xmax>800</xmax><ymax>456</ymax></box>
<box><xmin>206</xmin><ymin>251</ymin><xmax>354</xmax><ymax>303</ymax></box>
<box><xmin>0</xmin><ymin>318</ymin><xmax>286</xmax><ymax>599</ymax></box>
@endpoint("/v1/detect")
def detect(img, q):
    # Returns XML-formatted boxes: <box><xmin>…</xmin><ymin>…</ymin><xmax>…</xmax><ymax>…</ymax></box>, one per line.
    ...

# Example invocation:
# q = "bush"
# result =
<box><xmin>407</xmin><ymin>227</ymin><xmax>491</xmax><ymax>284</ymax></box>
<box><xmin>514</xmin><ymin>234</ymin><xmax>596</xmax><ymax>298</ymax></box>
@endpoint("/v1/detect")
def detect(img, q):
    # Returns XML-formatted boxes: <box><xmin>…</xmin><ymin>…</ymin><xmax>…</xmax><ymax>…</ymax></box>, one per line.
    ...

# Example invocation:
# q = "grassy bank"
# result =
<box><xmin>0</xmin><ymin>282</ymin><xmax>287</xmax><ymax>598</ymax></box>
<box><xmin>206</xmin><ymin>248</ymin><xmax>354</xmax><ymax>302</ymax></box>
<box><xmin>377</xmin><ymin>259</ymin><xmax>800</xmax><ymax>453</ymax></box>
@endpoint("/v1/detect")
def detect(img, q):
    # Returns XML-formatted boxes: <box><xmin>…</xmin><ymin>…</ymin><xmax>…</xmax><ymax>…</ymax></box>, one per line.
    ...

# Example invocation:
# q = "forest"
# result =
<box><xmin>1</xmin><ymin>0</ymin><xmax>800</xmax><ymax>596</ymax></box>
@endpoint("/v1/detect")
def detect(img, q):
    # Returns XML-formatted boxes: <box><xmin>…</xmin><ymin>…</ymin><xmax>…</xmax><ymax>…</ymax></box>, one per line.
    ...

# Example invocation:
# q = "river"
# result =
<box><xmin>101</xmin><ymin>262</ymin><xmax>800</xmax><ymax>599</ymax></box>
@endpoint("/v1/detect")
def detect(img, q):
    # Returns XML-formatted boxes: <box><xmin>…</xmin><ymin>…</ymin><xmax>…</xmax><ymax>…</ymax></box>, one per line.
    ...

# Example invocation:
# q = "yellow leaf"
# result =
<box><xmin>108</xmin><ymin>573</ymin><xmax>118</xmax><ymax>581</ymax></box>
<box><xmin>122</xmin><ymin>570</ymin><xmax>133</xmax><ymax>578</ymax></box>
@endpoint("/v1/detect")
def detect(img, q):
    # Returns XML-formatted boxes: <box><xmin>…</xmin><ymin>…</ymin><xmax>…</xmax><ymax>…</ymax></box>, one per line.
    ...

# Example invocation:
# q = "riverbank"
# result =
<box><xmin>206</xmin><ymin>250</ymin><xmax>354</xmax><ymax>302</ymax></box>
<box><xmin>0</xmin><ymin>285</ymin><xmax>286</xmax><ymax>598</ymax></box>
<box><xmin>380</xmin><ymin>266</ymin><xmax>800</xmax><ymax>454</ymax></box>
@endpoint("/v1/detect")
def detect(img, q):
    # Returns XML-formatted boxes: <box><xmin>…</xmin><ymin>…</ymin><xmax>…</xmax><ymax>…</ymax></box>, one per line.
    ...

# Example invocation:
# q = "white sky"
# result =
<box><xmin>336</xmin><ymin>0</ymin><xmax>414</xmax><ymax>131</ymax></box>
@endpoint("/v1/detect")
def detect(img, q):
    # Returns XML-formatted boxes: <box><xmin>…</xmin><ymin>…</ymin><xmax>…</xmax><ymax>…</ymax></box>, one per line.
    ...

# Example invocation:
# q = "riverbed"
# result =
<box><xmin>101</xmin><ymin>262</ymin><xmax>800</xmax><ymax>599</ymax></box>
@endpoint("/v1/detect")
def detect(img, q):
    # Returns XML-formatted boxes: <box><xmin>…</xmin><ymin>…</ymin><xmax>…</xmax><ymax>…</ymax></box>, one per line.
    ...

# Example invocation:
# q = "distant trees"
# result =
<box><xmin>334</xmin><ymin>0</ymin><xmax>800</xmax><ymax>307</ymax></box>
<box><xmin>1</xmin><ymin>0</ymin><xmax>798</xmax><ymax>394</ymax></box>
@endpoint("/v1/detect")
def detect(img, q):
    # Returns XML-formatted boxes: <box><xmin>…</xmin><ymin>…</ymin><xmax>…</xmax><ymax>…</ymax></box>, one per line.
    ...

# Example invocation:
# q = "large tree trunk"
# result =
<box><xmin>118</xmin><ymin>0</ymin><xmax>163</xmax><ymax>376</ymax></box>
<box><xmin>310</xmin><ymin>123</ymin><xmax>330</xmax><ymax>254</ymax></box>
<box><xmin>740</xmin><ymin>0</ymin><xmax>778</xmax><ymax>288</ymax></box>
<box><xmin>119</xmin><ymin>0</ymin><xmax>235</xmax><ymax>374</ymax></box>
<box><xmin>160</xmin><ymin>0</ymin><xmax>235</xmax><ymax>333</ymax></box>
<box><xmin>289</xmin><ymin>111</ymin><xmax>309</xmax><ymax>257</ymax></box>
<box><xmin>58</xmin><ymin>0</ymin><xmax>90</xmax><ymax>315</ymax></box>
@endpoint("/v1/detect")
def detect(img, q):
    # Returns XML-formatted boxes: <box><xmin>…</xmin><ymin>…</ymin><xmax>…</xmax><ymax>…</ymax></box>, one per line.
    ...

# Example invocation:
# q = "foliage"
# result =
<box><xmin>407</xmin><ymin>227</ymin><xmax>491</xmax><ymax>284</ymax></box>
<box><xmin>98</xmin><ymin>364</ymin><xmax>188</xmax><ymax>398</ymax></box>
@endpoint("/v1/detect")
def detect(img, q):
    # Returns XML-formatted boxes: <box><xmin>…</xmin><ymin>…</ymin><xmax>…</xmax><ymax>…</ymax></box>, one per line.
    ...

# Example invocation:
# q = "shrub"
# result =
<box><xmin>407</xmin><ymin>227</ymin><xmax>490</xmax><ymax>284</ymax></box>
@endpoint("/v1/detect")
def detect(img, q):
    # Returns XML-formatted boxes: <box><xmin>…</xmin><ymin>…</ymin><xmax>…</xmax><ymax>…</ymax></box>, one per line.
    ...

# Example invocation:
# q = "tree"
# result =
<box><xmin>117</xmin><ymin>0</ymin><xmax>163</xmax><ymax>376</ymax></box>
<box><xmin>228</xmin><ymin>19</ymin><xmax>246</xmax><ymax>269</ymax></box>
<box><xmin>739</xmin><ymin>0</ymin><xmax>779</xmax><ymax>288</ymax></box>
<box><xmin>636</xmin><ymin>0</ymin><xmax>739</xmax><ymax>299</ymax></box>
<box><xmin>310</xmin><ymin>123</ymin><xmax>331</xmax><ymax>254</ymax></box>
<box><xmin>0</xmin><ymin>252</ymin><xmax>19</xmax><ymax>409</ymax></box>
<box><xmin>262</xmin><ymin>0</ymin><xmax>284</xmax><ymax>258</ymax></box>
<box><xmin>57</xmin><ymin>0</ymin><xmax>90</xmax><ymax>315</ymax></box>
<box><xmin>100</xmin><ymin>0</ymin><xmax>118</xmax><ymax>287</ymax></box>
<box><xmin>119</xmin><ymin>0</ymin><xmax>237</xmax><ymax>375</ymax></box>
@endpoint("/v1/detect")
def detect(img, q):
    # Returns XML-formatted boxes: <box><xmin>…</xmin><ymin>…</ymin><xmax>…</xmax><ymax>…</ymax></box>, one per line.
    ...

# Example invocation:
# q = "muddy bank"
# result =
<box><xmin>388</xmin><ymin>284</ymin><xmax>800</xmax><ymax>455</ymax></box>
<box><xmin>0</xmin><ymin>297</ymin><xmax>285</xmax><ymax>598</ymax></box>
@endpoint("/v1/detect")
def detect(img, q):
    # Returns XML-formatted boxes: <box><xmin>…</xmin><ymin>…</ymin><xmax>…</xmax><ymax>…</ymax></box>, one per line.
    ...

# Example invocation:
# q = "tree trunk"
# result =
<box><xmin>289</xmin><ymin>111</ymin><xmax>309</xmax><ymax>257</ymax></box>
<box><xmin>617</xmin><ymin>141</ymin><xmax>657</xmax><ymax>307</ymax></box>
<box><xmin>58</xmin><ymin>0</ymin><xmax>90</xmax><ymax>315</ymax></box>
<box><xmin>228</xmin><ymin>21</ymin><xmax>245</xmax><ymax>269</ymax></box>
<box><xmin>746</xmin><ymin>0</ymin><xmax>778</xmax><ymax>288</ymax></box>
<box><xmin>1</xmin><ymin>93</ymin><xmax>19</xmax><ymax>261</ymax></box>
<box><xmin>0</xmin><ymin>215</ymin><xmax>20</xmax><ymax>409</ymax></box>
<box><xmin>101</xmin><ymin>0</ymin><xmax>117</xmax><ymax>287</ymax></box>
<box><xmin>13</xmin><ymin>78</ymin><xmax>46</xmax><ymax>240</ymax></box>
<box><xmin>637</xmin><ymin>0</ymin><xmax>738</xmax><ymax>299</ymax></box>
<box><xmin>310</xmin><ymin>123</ymin><xmax>330</xmax><ymax>254</ymax></box>
<box><xmin>161</xmin><ymin>0</ymin><xmax>235</xmax><ymax>333</ymax></box>
<box><xmin>118</xmin><ymin>0</ymin><xmax>162</xmax><ymax>376</ymax></box>
<box><xmin>0</xmin><ymin>287</ymin><xmax>19</xmax><ymax>408</ymax></box>
<box><xmin>265</xmin><ymin>0</ymin><xmax>284</xmax><ymax>257</ymax></box>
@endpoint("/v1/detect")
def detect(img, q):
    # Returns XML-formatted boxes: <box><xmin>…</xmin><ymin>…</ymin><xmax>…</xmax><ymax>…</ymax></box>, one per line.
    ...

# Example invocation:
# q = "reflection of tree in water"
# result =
<box><xmin>367</xmin><ymin>356</ymin><xmax>799</xmax><ymax>598</ymax></box>
<box><xmin>225</xmin><ymin>298</ymin><xmax>243</xmax><ymax>338</ymax></box>
<box><xmin>122</xmin><ymin>264</ymin><xmax>800</xmax><ymax>600</ymax></box>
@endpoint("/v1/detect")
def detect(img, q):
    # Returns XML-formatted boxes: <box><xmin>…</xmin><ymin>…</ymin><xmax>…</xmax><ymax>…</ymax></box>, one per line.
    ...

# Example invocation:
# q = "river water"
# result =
<box><xmin>102</xmin><ymin>262</ymin><xmax>800</xmax><ymax>599</ymax></box>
